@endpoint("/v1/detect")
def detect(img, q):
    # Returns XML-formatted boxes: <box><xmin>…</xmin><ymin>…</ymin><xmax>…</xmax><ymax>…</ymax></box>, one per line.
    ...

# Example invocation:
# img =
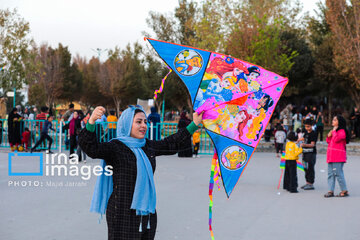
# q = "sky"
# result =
<box><xmin>1</xmin><ymin>0</ymin><xmax>324</xmax><ymax>62</ymax></box>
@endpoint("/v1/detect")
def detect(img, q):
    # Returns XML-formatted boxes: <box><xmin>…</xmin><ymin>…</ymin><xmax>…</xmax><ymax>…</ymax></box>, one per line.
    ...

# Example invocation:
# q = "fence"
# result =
<box><xmin>0</xmin><ymin>119</ymin><xmax>214</xmax><ymax>155</ymax></box>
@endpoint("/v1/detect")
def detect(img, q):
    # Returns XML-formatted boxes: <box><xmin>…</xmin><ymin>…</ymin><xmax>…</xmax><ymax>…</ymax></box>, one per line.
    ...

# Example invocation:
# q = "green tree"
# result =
<box><xmin>98</xmin><ymin>43</ymin><xmax>146</xmax><ymax>114</ymax></box>
<box><xmin>0</xmin><ymin>9</ymin><xmax>34</xmax><ymax>91</ymax></box>
<box><xmin>56</xmin><ymin>44</ymin><xmax>82</xmax><ymax>102</ymax></box>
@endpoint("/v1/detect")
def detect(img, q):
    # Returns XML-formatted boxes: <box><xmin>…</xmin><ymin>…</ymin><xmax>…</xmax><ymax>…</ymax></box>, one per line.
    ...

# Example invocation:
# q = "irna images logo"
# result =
<box><xmin>8</xmin><ymin>153</ymin><xmax>43</xmax><ymax>176</ymax></box>
<box><xmin>8</xmin><ymin>152</ymin><xmax>113</xmax><ymax>180</ymax></box>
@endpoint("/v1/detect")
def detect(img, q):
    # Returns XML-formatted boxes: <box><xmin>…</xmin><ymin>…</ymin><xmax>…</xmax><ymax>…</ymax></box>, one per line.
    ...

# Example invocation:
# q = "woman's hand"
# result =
<box><xmin>328</xmin><ymin>130</ymin><xmax>333</xmax><ymax>138</ymax></box>
<box><xmin>89</xmin><ymin>106</ymin><xmax>106</xmax><ymax>125</ymax></box>
<box><xmin>193</xmin><ymin>111</ymin><xmax>203</xmax><ymax>126</ymax></box>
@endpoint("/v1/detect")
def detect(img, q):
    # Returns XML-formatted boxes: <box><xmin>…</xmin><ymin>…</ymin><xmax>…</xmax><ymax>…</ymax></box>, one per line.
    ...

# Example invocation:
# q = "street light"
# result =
<box><xmin>91</xmin><ymin>48</ymin><xmax>108</xmax><ymax>61</ymax></box>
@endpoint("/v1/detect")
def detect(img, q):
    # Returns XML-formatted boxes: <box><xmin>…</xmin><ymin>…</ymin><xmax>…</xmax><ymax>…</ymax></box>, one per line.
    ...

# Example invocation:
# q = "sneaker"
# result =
<box><xmin>196</xmin><ymin>155</ymin><xmax>200</xmax><ymax>158</ymax></box>
<box><xmin>300</xmin><ymin>184</ymin><xmax>308</xmax><ymax>189</ymax></box>
<box><xmin>290</xmin><ymin>190</ymin><xmax>299</xmax><ymax>193</ymax></box>
<box><xmin>303</xmin><ymin>184</ymin><xmax>315</xmax><ymax>190</ymax></box>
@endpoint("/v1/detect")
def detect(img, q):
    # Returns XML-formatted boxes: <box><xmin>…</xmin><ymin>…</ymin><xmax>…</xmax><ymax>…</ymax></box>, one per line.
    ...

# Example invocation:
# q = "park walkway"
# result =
<box><xmin>1</xmin><ymin>152</ymin><xmax>359</xmax><ymax>240</ymax></box>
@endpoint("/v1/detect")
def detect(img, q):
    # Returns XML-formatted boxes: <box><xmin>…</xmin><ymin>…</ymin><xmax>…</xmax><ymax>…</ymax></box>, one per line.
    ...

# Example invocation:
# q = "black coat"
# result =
<box><xmin>8</xmin><ymin>112</ymin><xmax>22</xmax><ymax>145</ymax></box>
<box><xmin>78</xmin><ymin>127</ymin><xmax>191</xmax><ymax>240</ymax></box>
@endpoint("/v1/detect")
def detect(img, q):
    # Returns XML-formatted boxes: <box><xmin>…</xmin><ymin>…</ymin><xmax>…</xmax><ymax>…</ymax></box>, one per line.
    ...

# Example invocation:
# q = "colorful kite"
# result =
<box><xmin>145</xmin><ymin>38</ymin><xmax>288</xmax><ymax>238</ymax></box>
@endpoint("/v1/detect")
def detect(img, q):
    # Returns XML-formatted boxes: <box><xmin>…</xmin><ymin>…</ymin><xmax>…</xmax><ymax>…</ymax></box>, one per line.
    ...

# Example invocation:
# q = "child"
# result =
<box><xmin>192</xmin><ymin>129</ymin><xmax>201</xmax><ymax>158</ymax></box>
<box><xmin>275</xmin><ymin>125</ymin><xmax>286</xmax><ymax>157</ymax></box>
<box><xmin>283</xmin><ymin>132</ymin><xmax>302</xmax><ymax>193</ymax></box>
<box><xmin>21</xmin><ymin>127</ymin><xmax>31</xmax><ymax>151</ymax></box>
<box><xmin>299</xmin><ymin>119</ymin><xmax>317</xmax><ymax>190</ymax></box>
<box><xmin>31</xmin><ymin>115</ymin><xmax>55</xmax><ymax>154</ymax></box>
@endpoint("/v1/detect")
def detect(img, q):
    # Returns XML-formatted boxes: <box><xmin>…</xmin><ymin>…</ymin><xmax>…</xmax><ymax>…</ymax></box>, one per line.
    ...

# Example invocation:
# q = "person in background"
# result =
<box><xmin>283</xmin><ymin>131</ymin><xmax>302</xmax><ymax>193</ymax></box>
<box><xmin>69</xmin><ymin>111</ymin><xmax>82</xmax><ymax>156</ymax></box>
<box><xmin>292</xmin><ymin>108</ymin><xmax>302</xmax><ymax>133</ymax></box>
<box><xmin>8</xmin><ymin>108</ymin><xmax>22</xmax><ymax>151</ymax></box>
<box><xmin>275</xmin><ymin>125</ymin><xmax>286</xmax><ymax>158</ymax></box>
<box><xmin>316</xmin><ymin>111</ymin><xmax>324</xmax><ymax>142</ymax></box>
<box><xmin>192</xmin><ymin>129</ymin><xmax>201</xmax><ymax>158</ymax></box>
<box><xmin>107</xmin><ymin>110</ymin><xmax>118</xmax><ymax>140</ymax></box>
<box><xmin>62</xmin><ymin>103</ymin><xmax>75</xmax><ymax>150</ymax></box>
<box><xmin>349</xmin><ymin>107</ymin><xmax>360</xmax><ymax>139</ymax></box>
<box><xmin>35</xmin><ymin>106</ymin><xmax>49</xmax><ymax>149</ymax></box>
<box><xmin>31</xmin><ymin>115</ymin><xmax>55</xmax><ymax>154</ymax></box>
<box><xmin>77</xmin><ymin>112</ymin><xmax>89</xmax><ymax>163</ymax></box>
<box><xmin>177</xmin><ymin>110</ymin><xmax>192</xmax><ymax>157</ymax></box>
<box><xmin>324</xmin><ymin>115</ymin><xmax>350</xmax><ymax>198</ymax></box>
<box><xmin>21</xmin><ymin>127</ymin><xmax>31</xmax><ymax>151</ymax></box>
<box><xmin>147</xmin><ymin>107</ymin><xmax>161</xmax><ymax>140</ymax></box>
<box><xmin>299</xmin><ymin>119</ymin><xmax>317</xmax><ymax>190</ymax></box>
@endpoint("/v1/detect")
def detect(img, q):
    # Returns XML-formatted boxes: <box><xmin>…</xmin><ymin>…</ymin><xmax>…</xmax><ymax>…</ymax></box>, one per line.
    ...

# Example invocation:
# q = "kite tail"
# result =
<box><xmin>278</xmin><ymin>152</ymin><xmax>286</xmax><ymax>190</ymax></box>
<box><xmin>153</xmin><ymin>66</ymin><xmax>172</xmax><ymax>100</ymax></box>
<box><xmin>209</xmin><ymin>152</ymin><xmax>218</xmax><ymax>240</ymax></box>
<box><xmin>296</xmin><ymin>160</ymin><xmax>305</xmax><ymax>172</ymax></box>
<box><xmin>213</xmin><ymin>157</ymin><xmax>221</xmax><ymax>190</ymax></box>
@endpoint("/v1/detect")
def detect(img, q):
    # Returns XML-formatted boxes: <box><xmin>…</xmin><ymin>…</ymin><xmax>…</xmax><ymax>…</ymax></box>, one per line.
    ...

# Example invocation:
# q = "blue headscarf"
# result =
<box><xmin>90</xmin><ymin>105</ymin><xmax>156</xmax><ymax>216</ymax></box>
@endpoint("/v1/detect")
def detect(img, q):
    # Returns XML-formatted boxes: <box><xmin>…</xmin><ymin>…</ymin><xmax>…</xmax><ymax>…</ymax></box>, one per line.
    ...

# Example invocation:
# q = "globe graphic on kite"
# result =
<box><xmin>174</xmin><ymin>49</ymin><xmax>203</xmax><ymax>76</ymax></box>
<box><xmin>220</xmin><ymin>145</ymin><xmax>247</xmax><ymax>170</ymax></box>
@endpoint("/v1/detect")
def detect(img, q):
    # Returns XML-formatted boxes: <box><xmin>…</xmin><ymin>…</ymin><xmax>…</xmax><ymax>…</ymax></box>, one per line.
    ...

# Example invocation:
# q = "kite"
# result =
<box><xmin>145</xmin><ymin>38</ymin><xmax>288</xmax><ymax>239</ymax></box>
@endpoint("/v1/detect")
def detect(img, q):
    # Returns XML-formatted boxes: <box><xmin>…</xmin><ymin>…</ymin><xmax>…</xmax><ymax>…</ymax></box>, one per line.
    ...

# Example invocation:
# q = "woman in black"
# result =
<box><xmin>78</xmin><ymin>105</ymin><xmax>202</xmax><ymax>240</ymax></box>
<box><xmin>8</xmin><ymin>108</ymin><xmax>22</xmax><ymax>151</ymax></box>
<box><xmin>177</xmin><ymin>111</ymin><xmax>193</xmax><ymax>157</ymax></box>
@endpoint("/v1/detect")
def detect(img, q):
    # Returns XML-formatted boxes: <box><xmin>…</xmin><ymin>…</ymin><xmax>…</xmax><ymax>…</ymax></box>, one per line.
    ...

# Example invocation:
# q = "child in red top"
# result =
<box><xmin>21</xmin><ymin>128</ymin><xmax>31</xmax><ymax>151</ymax></box>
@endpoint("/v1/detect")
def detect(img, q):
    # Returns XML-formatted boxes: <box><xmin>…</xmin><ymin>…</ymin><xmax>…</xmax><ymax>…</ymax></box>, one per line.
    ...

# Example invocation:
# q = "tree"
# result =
<box><xmin>0</xmin><ymin>9</ymin><xmax>34</xmax><ymax>91</ymax></box>
<box><xmin>98</xmin><ymin>43</ymin><xmax>146</xmax><ymax>115</ymax></box>
<box><xmin>56</xmin><ymin>44</ymin><xmax>82</xmax><ymax>102</ymax></box>
<box><xmin>27</xmin><ymin>44</ymin><xmax>63</xmax><ymax>108</ymax></box>
<box><xmin>78</xmin><ymin>57</ymin><xmax>109</xmax><ymax>108</ymax></box>
<box><xmin>307</xmin><ymin>2</ymin><xmax>348</xmax><ymax>122</ymax></box>
<box><xmin>326</xmin><ymin>0</ymin><xmax>360</xmax><ymax>108</ymax></box>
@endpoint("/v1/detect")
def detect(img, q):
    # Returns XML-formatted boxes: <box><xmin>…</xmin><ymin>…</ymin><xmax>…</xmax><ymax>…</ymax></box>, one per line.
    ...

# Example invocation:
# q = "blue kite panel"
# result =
<box><xmin>206</xmin><ymin>130</ymin><xmax>255</xmax><ymax>197</ymax></box>
<box><xmin>147</xmin><ymin>39</ymin><xmax>211</xmax><ymax>104</ymax></box>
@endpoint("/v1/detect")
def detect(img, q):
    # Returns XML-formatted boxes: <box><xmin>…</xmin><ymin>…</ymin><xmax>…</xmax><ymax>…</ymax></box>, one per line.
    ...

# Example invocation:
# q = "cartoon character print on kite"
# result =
<box><xmin>207</xmin><ymin>57</ymin><xmax>249</xmax><ymax>93</ymax></box>
<box><xmin>246</xmin><ymin>93</ymin><xmax>274</xmax><ymax>141</ymax></box>
<box><xmin>220</xmin><ymin>145</ymin><xmax>247</xmax><ymax>170</ymax></box>
<box><xmin>174</xmin><ymin>49</ymin><xmax>203</xmax><ymax>76</ymax></box>
<box><xmin>194</xmin><ymin>78</ymin><xmax>233</xmax><ymax>110</ymax></box>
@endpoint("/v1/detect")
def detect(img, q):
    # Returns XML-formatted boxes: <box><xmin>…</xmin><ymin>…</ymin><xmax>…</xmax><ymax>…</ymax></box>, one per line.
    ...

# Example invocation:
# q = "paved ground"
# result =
<box><xmin>0</xmin><ymin>151</ymin><xmax>359</xmax><ymax>240</ymax></box>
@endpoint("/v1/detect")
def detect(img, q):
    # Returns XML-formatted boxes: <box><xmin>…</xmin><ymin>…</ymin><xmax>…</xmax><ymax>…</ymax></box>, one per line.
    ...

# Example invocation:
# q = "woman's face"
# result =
<box><xmin>73</xmin><ymin>111</ymin><xmax>78</xmax><ymax>118</ymax></box>
<box><xmin>131</xmin><ymin>112</ymin><xmax>148</xmax><ymax>139</ymax></box>
<box><xmin>332</xmin><ymin>117</ymin><xmax>338</xmax><ymax>127</ymax></box>
<box><xmin>235</xmin><ymin>111</ymin><xmax>246</xmax><ymax>122</ymax></box>
<box><xmin>233</xmin><ymin>68</ymin><xmax>243</xmax><ymax>76</ymax></box>
<box><xmin>249</xmin><ymin>72</ymin><xmax>259</xmax><ymax>80</ymax></box>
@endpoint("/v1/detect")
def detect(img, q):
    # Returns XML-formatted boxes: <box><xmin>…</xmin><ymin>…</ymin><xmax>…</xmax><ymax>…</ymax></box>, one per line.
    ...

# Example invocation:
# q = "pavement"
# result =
<box><xmin>0</xmin><ymin>151</ymin><xmax>359</xmax><ymax>240</ymax></box>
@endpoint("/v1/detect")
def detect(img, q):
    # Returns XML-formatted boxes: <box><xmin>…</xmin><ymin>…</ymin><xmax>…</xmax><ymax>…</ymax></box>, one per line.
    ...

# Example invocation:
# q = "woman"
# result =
<box><xmin>177</xmin><ymin>110</ymin><xmax>193</xmax><ymax>157</ymax></box>
<box><xmin>8</xmin><ymin>108</ymin><xmax>22</xmax><ymax>151</ymax></box>
<box><xmin>324</xmin><ymin>115</ymin><xmax>349</xmax><ymax>198</ymax></box>
<box><xmin>78</xmin><ymin>105</ymin><xmax>202</xmax><ymax>240</ymax></box>
<box><xmin>69</xmin><ymin>111</ymin><xmax>81</xmax><ymax>156</ymax></box>
<box><xmin>316</xmin><ymin>111</ymin><xmax>324</xmax><ymax>141</ymax></box>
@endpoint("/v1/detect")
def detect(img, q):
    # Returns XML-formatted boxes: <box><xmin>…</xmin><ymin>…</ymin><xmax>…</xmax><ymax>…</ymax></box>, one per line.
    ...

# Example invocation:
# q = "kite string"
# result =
<box><xmin>209</xmin><ymin>152</ymin><xmax>218</xmax><ymax>240</ymax></box>
<box><xmin>153</xmin><ymin>66</ymin><xmax>172</xmax><ymax>100</ymax></box>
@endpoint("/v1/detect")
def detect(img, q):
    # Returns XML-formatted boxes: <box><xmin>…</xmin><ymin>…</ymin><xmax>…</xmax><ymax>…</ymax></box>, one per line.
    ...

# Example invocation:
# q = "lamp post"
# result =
<box><xmin>91</xmin><ymin>48</ymin><xmax>108</xmax><ymax>61</ymax></box>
